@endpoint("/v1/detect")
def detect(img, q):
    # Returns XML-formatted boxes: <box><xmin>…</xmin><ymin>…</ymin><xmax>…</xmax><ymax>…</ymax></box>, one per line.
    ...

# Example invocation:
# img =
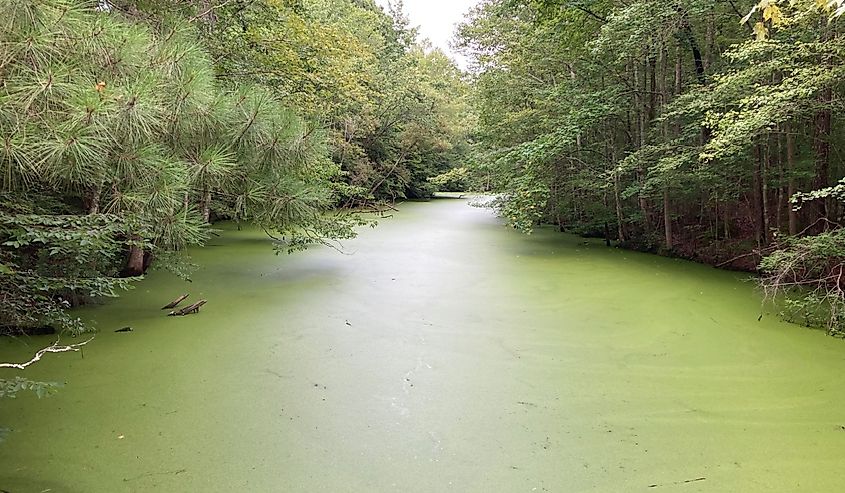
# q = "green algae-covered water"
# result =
<box><xmin>2</xmin><ymin>198</ymin><xmax>845</xmax><ymax>492</ymax></box>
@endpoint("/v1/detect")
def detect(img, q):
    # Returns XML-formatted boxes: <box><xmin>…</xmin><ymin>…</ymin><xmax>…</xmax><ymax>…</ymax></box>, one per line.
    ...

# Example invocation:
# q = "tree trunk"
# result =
<box><xmin>753</xmin><ymin>144</ymin><xmax>766</xmax><ymax>247</ymax></box>
<box><xmin>786</xmin><ymin>122</ymin><xmax>798</xmax><ymax>235</ymax></box>
<box><xmin>714</xmin><ymin>196</ymin><xmax>720</xmax><ymax>240</ymax></box>
<box><xmin>570</xmin><ymin>65</ymin><xmax>582</xmax><ymax>150</ymax></box>
<box><xmin>85</xmin><ymin>188</ymin><xmax>100</xmax><ymax>214</ymax></box>
<box><xmin>124</xmin><ymin>239</ymin><xmax>145</xmax><ymax>277</ymax></box>
<box><xmin>201</xmin><ymin>190</ymin><xmax>212</xmax><ymax>223</ymax></box>
<box><xmin>812</xmin><ymin>87</ymin><xmax>832</xmax><ymax>230</ymax></box>
<box><xmin>663</xmin><ymin>188</ymin><xmax>672</xmax><ymax>250</ymax></box>
<box><xmin>611</xmin><ymin>130</ymin><xmax>626</xmax><ymax>243</ymax></box>
<box><xmin>762</xmin><ymin>137</ymin><xmax>771</xmax><ymax>244</ymax></box>
<box><xmin>775</xmin><ymin>129</ymin><xmax>784</xmax><ymax>232</ymax></box>
<box><xmin>702</xmin><ymin>11</ymin><xmax>714</xmax><ymax>76</ymax></box>
<box><xmin>648</xmin><ymin>55</ymin><xmax>657</xmax><ymax>122</ymax></box>
<box><xmin>614</xmin><ymin>172</ymin><xmax>626</xmax><ymax>243</ymax></box>
<box><xmin>662</xmin><ymin>47</ymin><xmax>682</xmax><ymax>251</ymax></box>
<box><xmin>633</xmin><ymin>59</ymin><xmax>650</xmax><ymax>229</ymax></box>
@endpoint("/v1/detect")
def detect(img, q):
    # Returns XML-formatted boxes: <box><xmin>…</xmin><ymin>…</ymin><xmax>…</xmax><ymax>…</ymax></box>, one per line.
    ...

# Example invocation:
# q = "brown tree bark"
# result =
<box><xmin>633</xmin><ymin>59</ymin><xmax>650</xmax><ymax>229</ymax></box>
<box><xmin>786</xmin><ymin>122</ymin><xmax>799</xmax><ymax>235</ymax></box>
<box><xmin>610</xmin><ymin>133</ymin><xmax>626</xmax><ymax>243</ymax></box>
<box><xmin>125</xmin><ymin>240</ymin><xmax>145</xmax><ymax>277</ymax></box>
<box><xmin>752</xmin><ymin>144</ymin><xmax>767</xmax><ymax>247</ymax></box>
<box><xmin>201</xmin><ymin>190</ymin><xmax>212</xmax><ymax>223</ymax></box>
<box><xmin>812</xmin><ymin>88</ymin><xmax>832</xmax><ymax>230</ymax></box>
<box><xmin>662</xmin><ymin>47</ymin><xmax>682</xmax><ymax>250</ymax></box>
<box><xmin>84</xmin><ymin>188</ymin><xmax>100</xmax><ymax>214</ymax></box>
<box><xmin>614</xmin><ymin>172</ymin><xmax>626</xmax><ymax>243</ymax></box>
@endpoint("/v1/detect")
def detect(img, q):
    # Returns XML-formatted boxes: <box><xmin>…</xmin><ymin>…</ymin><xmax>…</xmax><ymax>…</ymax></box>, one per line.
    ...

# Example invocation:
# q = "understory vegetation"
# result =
<box><xmin>456</xmin><ymin>0</ymin><xmax>845</xmax><ymax>334</ymax></box>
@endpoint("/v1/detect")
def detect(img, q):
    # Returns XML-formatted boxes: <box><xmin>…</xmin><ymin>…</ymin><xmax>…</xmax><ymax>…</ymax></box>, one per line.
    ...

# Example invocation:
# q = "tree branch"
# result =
<box><xmin>566</xmin><ymin>3</ymin><xmax>607</xmax><ymax>23</ymax></box>
<box><xmin>188</xmin><ymin>0</ymin><xmax>239</xmax><ymax>23</ymax></box>
<box><xmin>0</xmin><ymin>338</ymin><xmax>94</xmax><ymax>370</ymax></box>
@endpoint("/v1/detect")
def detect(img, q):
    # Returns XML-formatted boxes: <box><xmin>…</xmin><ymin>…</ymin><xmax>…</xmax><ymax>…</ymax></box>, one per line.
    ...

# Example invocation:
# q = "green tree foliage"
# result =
<box><xmin>200</xmin><ymin>0</ymin><xmax>473</xmax><ymax>201</ymax></box>
<box><xmin>0</xmin><ymin>0</ymin><xmax>472</xmax><ymax>431</ymax></box>
<box><xmin>0</xmin><ymin>0</ymin><xmax>410</xmax><ymax>335</ymax></box>
<box><xmin>458</xmin><ymin>0</ymin><xmax>845</xmax><ymax>330</ymax></box>
<box><xmin>0</xmin><ymin>0</ymin><xmax>475</xmax><ymax>329</ymax></box>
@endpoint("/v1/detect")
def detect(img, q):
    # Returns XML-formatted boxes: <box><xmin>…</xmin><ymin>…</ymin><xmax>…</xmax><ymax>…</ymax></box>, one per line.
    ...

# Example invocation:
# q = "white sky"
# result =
<box><xmin>374</xmin><ymin>0</ymin><xmax>480</xmax><ymax>69</ymax></box>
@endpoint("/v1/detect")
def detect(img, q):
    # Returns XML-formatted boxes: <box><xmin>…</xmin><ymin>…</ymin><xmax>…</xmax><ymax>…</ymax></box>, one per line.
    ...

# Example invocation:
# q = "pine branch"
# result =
<box><xmin>188</xmin><ymin>0</ymin><xmax>239</xmax><ymax>23</ymax></box>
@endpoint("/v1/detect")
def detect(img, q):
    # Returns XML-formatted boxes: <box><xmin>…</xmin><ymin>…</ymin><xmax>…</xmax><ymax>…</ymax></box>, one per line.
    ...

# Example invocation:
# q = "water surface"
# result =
<box><xmin>2</xmin><ymin>198</ymin><xmax>845</xmax><ymax>492</ymax></box>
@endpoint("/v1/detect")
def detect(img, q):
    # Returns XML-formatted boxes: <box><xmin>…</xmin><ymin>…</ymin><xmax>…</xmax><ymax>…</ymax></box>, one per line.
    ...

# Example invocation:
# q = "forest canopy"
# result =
<box><xmin>0</xmin><ymin>0</ymin><xmax>471</xmax><ymax>339</ymax></box>
<box><xmin>5</xmin><ymin>0</ymin><xmax>845</xmax><ymax>364</ymax></box>
<box><xmin>456</xmin><ymin>0</ymin><xmax>845</xmax><ymax>333</ymax></box>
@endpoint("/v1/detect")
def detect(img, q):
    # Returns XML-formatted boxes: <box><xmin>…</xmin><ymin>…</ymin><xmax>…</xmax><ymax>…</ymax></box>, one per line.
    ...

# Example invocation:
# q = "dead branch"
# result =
<box><xmin>188</xmin><ymin>0</ymin><xmax>238</xmax><ymax>23</ymax></box>
<box><xmin>162</xmin><ymin>294</ymin><xmax>189</xmax><ymax>310</ymax></box>
<box><xmin>796</xmin><ymin>217</ymin><xmax>842</xmax><ymax>237</ymax></box>
<box><xmin>716</xmin><ymin>250</ymin><xmax>759</xmax><ymax>268</ymax></box>
<box><xmin>168</xmin><ymin>300</ymin><xmax>207</xmax><ymax>316</ymax></box>
<box><xmin>0</xmin><ymin>337</ymin><xmax>94</xmax><ymax>370</ymax></box>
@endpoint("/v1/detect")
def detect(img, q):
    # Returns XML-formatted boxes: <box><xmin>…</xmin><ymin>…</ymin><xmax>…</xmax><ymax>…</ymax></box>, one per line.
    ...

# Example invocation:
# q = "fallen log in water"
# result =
<box><xmin>168</xmin><ymin>299</ymin><xmax>207</xmax><ymax>316</ymax></box>
<box><xmin>161</xmin><ymin>294</ymin><xmax>190</xmax><ymax>310</ymax></box>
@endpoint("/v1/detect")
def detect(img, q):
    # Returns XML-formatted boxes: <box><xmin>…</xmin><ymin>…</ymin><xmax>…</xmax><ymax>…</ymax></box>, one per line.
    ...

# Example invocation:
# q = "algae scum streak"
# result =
<box><xmin>3</xmin><ymin>199</ymin><xmax>845</xmax><ymax>491</ymax></box>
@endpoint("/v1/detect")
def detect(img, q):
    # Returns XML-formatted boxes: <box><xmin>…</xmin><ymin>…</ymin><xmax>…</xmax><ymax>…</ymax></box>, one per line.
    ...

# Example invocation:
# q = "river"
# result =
<box><xmin>2</xmin><ymin>197</ymin><xmax>845</xmax><ymax>492</ymax></box>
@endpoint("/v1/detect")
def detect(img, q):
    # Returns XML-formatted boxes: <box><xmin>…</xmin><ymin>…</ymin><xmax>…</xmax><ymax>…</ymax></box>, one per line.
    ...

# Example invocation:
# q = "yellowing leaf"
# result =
<box><xmin>753</xmin><ymin>21</ymin><xmax>769</xmax><ymax>40</ymax></box>
<box><xmin>763</xmin><ymin>5</ymin><xmax>784</xmax><ymax>25</ymax></box>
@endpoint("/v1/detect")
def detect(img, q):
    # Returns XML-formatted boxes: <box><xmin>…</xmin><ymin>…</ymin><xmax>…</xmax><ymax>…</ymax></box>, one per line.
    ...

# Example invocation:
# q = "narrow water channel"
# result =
<box><xmin>2</xmin><ymin>198</ymin><xmax>845</xmax><ymax>492</ymax></box>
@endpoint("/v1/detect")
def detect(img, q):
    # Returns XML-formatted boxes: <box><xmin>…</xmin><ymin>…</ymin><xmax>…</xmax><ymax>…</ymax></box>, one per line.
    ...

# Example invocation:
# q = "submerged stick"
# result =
<box><xmin>161</xmin><ymin>294</ymin><xmax>190</xmax><ymax>310</ymax></box>
<box><xmin>168</xmin><ymin>300</ymin><xmax>207</xmax><ymax>316</ymax></box>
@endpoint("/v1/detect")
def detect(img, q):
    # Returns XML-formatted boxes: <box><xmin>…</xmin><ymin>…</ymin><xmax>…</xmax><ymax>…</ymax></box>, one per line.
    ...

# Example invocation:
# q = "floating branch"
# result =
<box><xmin>0</xmin><ymin>338</ymin><xmax>94</xmax><ymax>370</ymax></box>
<box><xmin>168</xmin><ymin>300</ymin><xmax>207</xmax><ymax>316</ymax></box>
<box><xmin>161</xmin><ymin>294</ymin><xmax>190</xmax><ymax>310</ymax></box>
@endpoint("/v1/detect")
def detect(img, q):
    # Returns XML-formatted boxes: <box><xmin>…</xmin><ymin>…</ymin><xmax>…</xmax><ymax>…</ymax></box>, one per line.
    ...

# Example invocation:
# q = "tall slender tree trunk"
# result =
<box><xmin>570</xmin><ymin>65</ymin><xmax>582</xmax><ymax>150</ymax></box>
<box><xmin>663</xmin><ymin>189</ymin><xmax>672</xmax><ymax>249</ymax></box>
<box><xmin>752</xmin><ymin>144</ymin><xmax>766</xmax><ymax>247</ymax></box>
<box><xmin>648</xmin><ymin>55</ymin><xmax>657</xmax><ymax>122</ymax></box>
<box><xmin>786</xmin><ymin>122</ymin><xmax>798</xmax><ymax>235</ymax></box>
<box><xmin>813</xmin><ymin>87</ymin><xmax>832</xmax><ymax>230</ymax></box>
<box><xmin>775</xmin><ymin>128</ymin><xmax>784</xmax><ymax>232</ymax></box>
<box><xmin>614</xmin><ymin>172</ymin><xmax>626</xmax><ymax>243</ymax></box>
<box><xmin>662</xmin><ymin>47</ymin><xmax>682</xmax><ymax>250</ymax></box>
<box><xmin>714</xmin><ymin>196</ymin><xmax>720</xmax><ymax>240</ymax></box>
<box><xmin>633</xmin><ymin>59</ymin><xmax>649</xmax><ymax>229</ymax></box>
<box><xmin>610</xmin><ymin>133</ymin><xmax>626</xmax><ymax>243</ymax></box>
<box><xmin>702</xmin><ymin>11</ymin><xmax>714</xmax><ymax>76</ymax></box>
<box><xmin>762</xmin><ymin>137</ymin><xmax>771</xmax><ymax>244</ymax></box>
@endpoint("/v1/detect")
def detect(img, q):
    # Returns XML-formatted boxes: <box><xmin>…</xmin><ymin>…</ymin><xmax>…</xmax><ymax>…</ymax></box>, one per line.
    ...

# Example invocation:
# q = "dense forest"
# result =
<box><xmin>457</xmin><ymin>0</ymin><xmax>845</xmax><ymax>333</ymax></box>
<box><xmin>4</xmin><ymin>0</ymin><xmax>845</xmax><ymax>397</ymax></box>
<box><xmin>6</xmin><ymin>2</ymin><xmax>845</xmax><ymax>487</ymax></box>
<box><xmin>0</xmin><ymin>0</ymin><xmax>471</xmax><ymax>342</ymax></box>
